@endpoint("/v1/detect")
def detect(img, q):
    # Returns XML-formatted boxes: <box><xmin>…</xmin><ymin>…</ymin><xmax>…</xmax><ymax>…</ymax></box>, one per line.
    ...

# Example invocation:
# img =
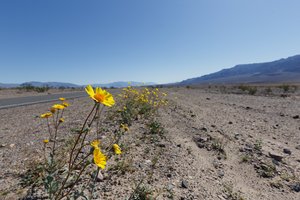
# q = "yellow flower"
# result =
<box><xmin>59</xmin><ymin>118</ymin><xmax>64</xmax><ymax>123</ymax></box>
<box><xmin>52</xmin><ymin>104</ymin><xmax>65</xmax><ymax>110</ymax></box>
<box><xmin>93</xmin><ymin>148</ymin><xmax>107</xmax><ymax>169</ymax></box>
<box><xmin>40</xmin><ymin>112</ymin><xmax>53</xmax><ymax>118</ymax></box>
<box><xmin>50</xmin><ymin>107</ymin><xmax>56</xmax><ymax>113</ymax></box>
<box><xmin>59</xmin><ymin>97</ymin><xmax>66</xmax><ymax>101</ymax></box>
<box><xmin>91</xmin><ymin>140</ymin><xmax>100</xmax><ymax>149</ymax></box>
<box><xmin>43</xmin><ymin>139</ymin><xmax>49</xmax><ymax>144</ymax></box>
<box><xmin>85</xmin><ymin>85</ymin><xmax>115</xmax><ymax>107</ymax></box>
<box><xmin>62</xmin><ymin>102</ymin><xmax>69</xmax><ymax>107</ymax></box>
<box><xmin>112</xmin><ymin>144</ymin><xmax>122</xmax><ymax>155</ymax></box>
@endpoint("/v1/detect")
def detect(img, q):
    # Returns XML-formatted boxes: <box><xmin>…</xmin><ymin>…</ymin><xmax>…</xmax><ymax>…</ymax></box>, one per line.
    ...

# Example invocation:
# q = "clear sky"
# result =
<box><xmin>1</xmin><ymin>0</ymin><xmax>300</xmax><ymax>84</ymax></box>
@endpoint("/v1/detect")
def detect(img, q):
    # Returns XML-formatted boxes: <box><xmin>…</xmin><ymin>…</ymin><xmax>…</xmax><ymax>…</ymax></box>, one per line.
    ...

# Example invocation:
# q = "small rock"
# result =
<box><xmin>96</xmin><ymin>172</ymin><xmax>104</xmax><ymax>182</ymax></box>
<box><xmin>290</xmin><ymin>182</ymin><xmax>300</xmax><ymax>192</ymax></box>
<box><xmin>283</xmin><ymin>148</ymin><xmax>292</xmax><ymax>155</ymax></box>
<box><xmin>218</xmin><ymin>170</ymin><xmax>225</xmax><ymax>178</ymax></box>
<box><xmin>279</xmin><ymin>113</ymin><xmax>285</xmax><ymax>117</ymax></box>
<box><xmin>0</xmin><ymin>144</ymin><xmax>6</xmax><ymax>148</ymax></box>
<box><xmin>292</xmin><ymin>115</ymin><xmax>299</xmax><ymax>119</ymax></box>
<box><xmin>269</xmin><ymin>151</ymin><xmax>284</xmax><ymax>162</ymax></box>
<box><xmin>158</xmin><ymin>143</ymin><xmax>166</xmax><ymax>148</ymax></box>
<box><xmin>181</xmin><ymin>180</ymin><xmax>188</xmax><ymax>189</ymax></box>
<box><xmin>145</xmin><ymin>160</ymin><xmax>152</xmax><ymax>164</ymax></box>
<box><xmin>9</xmin><ymin>144</ymin><xmax>15</xmax><ymax>148</ymax></box>
<box><xmin>200</xmin><ymin>127</ymin><xmax>208</xmax><ymax>132</ymax></box>
<box><xmin>234</xmin><ymin>133</ymin><xmax>241</xmax><ymax>140</ymax></box>
<box><xmin>167</xmin><ymin>184</ymin><xmax>174</xmax><ymax>191</ymax></box>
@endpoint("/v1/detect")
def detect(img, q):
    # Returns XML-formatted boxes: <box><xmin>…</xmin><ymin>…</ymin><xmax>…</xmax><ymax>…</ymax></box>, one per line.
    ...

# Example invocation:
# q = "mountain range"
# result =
<box><xmin>0</xmin><ymin>81</ymin><xmax>155</xmax><ymax>88</ymax></box>
<box><xmin>180</xmin><ymin>55</ymin><xmax>300</xmax><ymax>85</ymax></box>
<box><xmin>1</xmin><ymin>55</ymin><xmax>300</xmax><ymax>88</ymax></box>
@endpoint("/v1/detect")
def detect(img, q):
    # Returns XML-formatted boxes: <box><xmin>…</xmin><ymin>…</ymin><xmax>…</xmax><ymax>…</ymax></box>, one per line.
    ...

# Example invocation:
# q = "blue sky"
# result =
<box><xmin>1</xmin><ymin>0</ymin><xmax>300</xmax><ymax>84</ymax></box>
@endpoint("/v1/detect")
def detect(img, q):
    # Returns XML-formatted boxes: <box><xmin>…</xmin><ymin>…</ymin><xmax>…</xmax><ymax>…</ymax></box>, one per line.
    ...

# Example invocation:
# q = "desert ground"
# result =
<box><xmin>0</xmin><ymin>85</ymin><xmax>299</xmax><ymax>200</ymax></box>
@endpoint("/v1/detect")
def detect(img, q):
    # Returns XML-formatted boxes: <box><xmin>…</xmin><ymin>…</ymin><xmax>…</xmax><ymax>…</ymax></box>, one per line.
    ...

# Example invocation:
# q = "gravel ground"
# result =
<box><xmin>0</xmin><ymin>87</ymin><xmax>299</xmax><ymax>199</ymax></box>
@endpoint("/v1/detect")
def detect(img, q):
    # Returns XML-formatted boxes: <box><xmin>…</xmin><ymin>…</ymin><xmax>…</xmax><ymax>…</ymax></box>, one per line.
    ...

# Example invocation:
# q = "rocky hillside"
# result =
<box><xmin>180</xmin><ymin>55</ymin><xmax>300</xmax><ymax>85</ymax></box>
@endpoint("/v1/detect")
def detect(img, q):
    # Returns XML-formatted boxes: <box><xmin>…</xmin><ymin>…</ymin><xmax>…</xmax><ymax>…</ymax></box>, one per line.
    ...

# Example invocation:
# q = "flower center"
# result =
<box><xmin>94</xmin><ymin>93</ymin><xmax>105</xmax><ymax>102</ymax></box>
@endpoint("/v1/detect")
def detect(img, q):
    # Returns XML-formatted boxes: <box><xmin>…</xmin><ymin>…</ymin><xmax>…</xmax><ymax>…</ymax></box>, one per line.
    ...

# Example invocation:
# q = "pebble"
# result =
<box><xmin>292</xmin><ymin>115</ymin><xmax>299</xmax><ymax>119</ymax></box>
<box><xmin>283</xmin><ymin>148</ymin><xmax>291</xmax><ymax>155</ymax></box>
<box><xmin>234</xmin><ymin>133</ymin><xmax>241</xmax><ymax>140</ymax></box>
<box><xmin>0</xmin><ymin>144</ymin><xmax>7</xmax><ymax>148</ymax></box>
<box><xmin>181</xmin><ymin>180</ymin><xmax>188</xmax><ymax>188</ymax></box>
<box><xmin>218</xmin><ymin>170</ymin><xmax>225</xmax><ymax>178</ymax></box>
<box><xmin>268</xmin><ymin>151</ymin><xmax>284</xmax><ymax>162</ymax></box>
<box><xmin>290</xmin><ymin>182</ymin><xmax>300</xmax><ymax>192</ymax></box>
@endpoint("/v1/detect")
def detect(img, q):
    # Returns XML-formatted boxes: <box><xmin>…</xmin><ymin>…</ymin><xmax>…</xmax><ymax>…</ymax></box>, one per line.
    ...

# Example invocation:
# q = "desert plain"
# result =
<box><xmin>0</xmin><ymin>85</ymin><xmax>299</xmax><ymax>200</ymax></box>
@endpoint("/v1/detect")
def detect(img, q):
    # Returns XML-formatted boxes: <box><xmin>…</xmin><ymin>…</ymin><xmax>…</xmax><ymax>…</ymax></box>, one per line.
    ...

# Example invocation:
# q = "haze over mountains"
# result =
<box><xmin>1</xmin><ymin>55</ymin><xmax>300</xmax><ymax>88</ymax></box>
<box><xmin>0</xmin><ymin>81</ymin><xmax>155</xmax><ymax>88</ymax></box>
<box><xmin>180</xmin><ymin>55</ymin><xmax>300</xmax><ymax>85</ymax></box>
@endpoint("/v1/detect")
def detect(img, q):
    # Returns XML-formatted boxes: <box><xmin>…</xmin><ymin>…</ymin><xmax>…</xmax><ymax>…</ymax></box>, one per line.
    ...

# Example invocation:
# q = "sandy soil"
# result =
<box><xmin>0</xmin><ymin>87</ymin><xmax>299</xmax><ymax>199</ymax></box>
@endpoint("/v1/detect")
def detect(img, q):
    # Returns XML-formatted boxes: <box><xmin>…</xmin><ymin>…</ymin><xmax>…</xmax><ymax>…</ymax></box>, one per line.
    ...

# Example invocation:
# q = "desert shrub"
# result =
<box><xmin>256</xmin><ymin>162</ymin><xmax>276</xmax><ymax>178</ymax></box>
<box><xmin>254</xmin><ymin>139</ymin><xmax>263</xmax><ymax>152</ymax></box>
<box><xmin>265</xmin><ymin>87</ymin><xmax>272</xmax><ymax>95</ymax></box>
<box><xmin>34</xmin><ymin>86</ymin><xmax>49</xmax><ymax>93</ymax></box>
<box><xmin>148</xmin><ymin>121</ymin><xmax>164</xmax><ymax>135</ymax></box>
<box><xmin>247</xmin><ymin>86</ymin><xmax>257</xmax><ymax>95</ymax></box>
<box><xmin>19</xmin><ymin>83</ymin><xmax>35</xmax><ymax>91</ymax></box>
<box><xmin>211</xmin><ymin>138</ymin><xmax>227</xmax><ymax>159</ymax></box>
<box><xmin>278</xmin><ymin>84</ymin><xmax>290</xmax><ymax>92</ymax></box>
<box><xmin>238</xmin><ymin>85</ymin><xmax>248</xmax><ymax>92</ymax></box>
<box><xmin>129</xmin><ymin>182</ymin><xmax>154</xmax><ymax>200</ymax></box>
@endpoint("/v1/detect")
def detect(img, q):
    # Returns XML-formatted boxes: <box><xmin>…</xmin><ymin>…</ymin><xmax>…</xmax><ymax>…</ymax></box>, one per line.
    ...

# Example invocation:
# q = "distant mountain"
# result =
<box><xmin>0</xmin><ymin>81</ymin><xmax>156</xmax><ymax>88</ymax></box>
<box><xmin>180</xmin><ymin>55</ymin><xmax>300</xmax><ymax>85</ymax></box>
<box><xmin>93</xmin><ymin>81</ymin><xmax>155</xmax><ymax>88</ymax></box>
<box><xmin>0</xmin><ymin>83</ymin><xmax>20</xmax><ymax>88</ymax></box>
<box><xmin>21</xmin><ymin>81</ymin><xmax>80</xmax><ymax>88</ymax></box>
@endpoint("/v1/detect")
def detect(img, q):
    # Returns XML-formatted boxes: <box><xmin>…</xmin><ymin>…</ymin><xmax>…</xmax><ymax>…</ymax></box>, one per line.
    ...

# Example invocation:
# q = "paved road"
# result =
<box><xmin>0</xmin><ymin>91</ymin><xmax>87</xmax><ymax>109</ymax></box>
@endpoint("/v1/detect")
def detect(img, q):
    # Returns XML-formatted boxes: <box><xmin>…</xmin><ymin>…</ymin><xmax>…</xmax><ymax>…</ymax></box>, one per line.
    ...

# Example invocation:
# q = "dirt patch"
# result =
<box><xmin>0</xmin><ymin>87</ymin><xmax>299</xmax><ymax>199</ymax></box>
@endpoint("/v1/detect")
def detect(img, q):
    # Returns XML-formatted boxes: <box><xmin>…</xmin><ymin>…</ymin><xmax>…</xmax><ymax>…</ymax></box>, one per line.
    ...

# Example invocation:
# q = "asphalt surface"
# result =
<box><xmin>0</xmin><ymin>91</ymin><xmax>86</xmax><ymax>109</ymax></box>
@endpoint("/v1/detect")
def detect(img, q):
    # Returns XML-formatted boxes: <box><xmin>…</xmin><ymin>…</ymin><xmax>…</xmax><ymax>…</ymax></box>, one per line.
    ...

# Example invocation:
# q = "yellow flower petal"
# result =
<box><xmin>52</xmin><ymin>104</ymin><xmax>65</xmax><ymax>110</ymax></box>
<box><xmin>91</xmin><ymin>140</ymin><xmax>100</xmax><ymax>149</ymax></box>
<box><xmin>85</xmin><ymin>85</ymin><xmax>115</xmax><ymax>107</ymax></box>
<box><xmin>62</xmin><ymin>102</ymin><xmax>69</xmax><ymax>107</ymax></box>
<box><xmin>59</xmin><ymin>97</ymin><xmax>66</xmax><ymax>101</ymax></box>
<box><xmin>40</xmin><ymin>112</ymin><xmax>53</xmax><ymax>118</ymax></box>
<box><xmin>85</xmin><ymin>85</ymin><xmax>95</xmax><ymax>99</ymax></box>
<box><xmin>112</xmin><ymin>144</ymin><xmax>122</xmax><ymax>155</ymax></box>
<box><xmin>59</xmin><ymin>118</ymin><xmax>64</xmax><ymax>123</ymax></box>
<box><xmin>93</xmin><ymin>148</ymin><xmax>107</xmax><ymax>169</ymax></box>
<box><xmin>43</xmin><ymin>139</ymin><xmax>49</xmax><ymax>144</ymax></box>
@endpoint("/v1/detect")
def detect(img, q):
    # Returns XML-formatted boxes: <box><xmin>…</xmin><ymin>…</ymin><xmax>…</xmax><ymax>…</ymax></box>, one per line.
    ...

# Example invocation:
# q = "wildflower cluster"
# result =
<box><xmin>30</xmin><ymin>84</ymin><xmax>168</xmax><ymax>199</ymax></box>
<box><xmin>117</xmin><ymin>86</ymin><xmax>168</xmax><ymax>125</ymax></box>
<box><xmin>40</xmin><ymin>98</ymin><xmax>69</xmax><ymax>156</ymax></box>
<box><xmin>121</xmin><ymin>86</ymin><xmax>167</xmax><ymax>107</ymax></box>
<box><xmin>38</xmin><ymin>85</ymin><xmax>123</xmax><ymax>199</ymax></box>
